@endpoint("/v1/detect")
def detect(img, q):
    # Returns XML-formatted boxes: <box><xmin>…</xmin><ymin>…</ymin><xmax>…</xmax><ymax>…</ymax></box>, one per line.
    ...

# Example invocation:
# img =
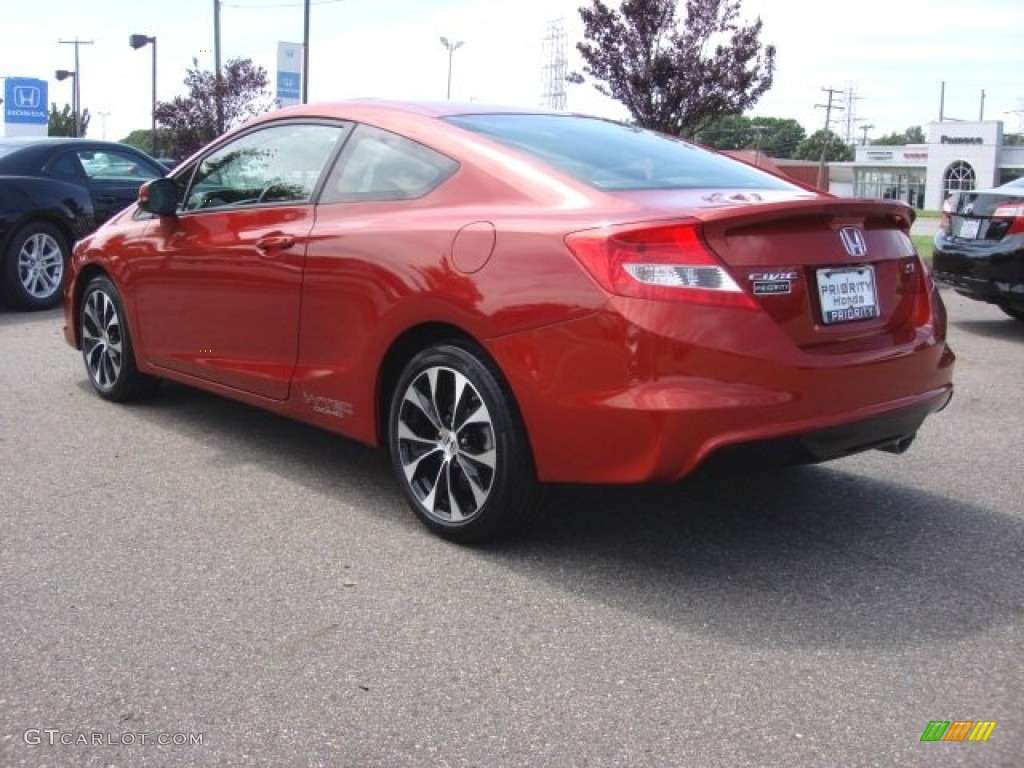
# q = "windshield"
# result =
<box><xmin>444</xmin><ymin>113</ymin><xmax>798</xmax><ymax>192</ymax></box>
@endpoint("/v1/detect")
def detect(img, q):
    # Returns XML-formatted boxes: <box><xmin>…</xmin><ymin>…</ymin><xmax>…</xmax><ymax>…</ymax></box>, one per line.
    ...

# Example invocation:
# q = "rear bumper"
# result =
<box><xmin>700</xmin><ymin>389</ymin><xmax>952</xmax><ymax>470</ymax></box>
<box><xmin>932</xmin><ymin>239</ymin><xmax>1024</xmax><ymax>307</ymax></box>
<box><xmin>932</xmin><ymin>270</ymin><xmax>1024</xmax><ymax>307</ymax></box>
<box><xmin>490</xmin><ymin>299</ymin><xmax>955</xmax><ymax>484</ymax></box>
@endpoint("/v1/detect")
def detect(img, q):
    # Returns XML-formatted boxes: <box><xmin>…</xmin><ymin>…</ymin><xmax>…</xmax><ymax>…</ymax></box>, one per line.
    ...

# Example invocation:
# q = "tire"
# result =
<box><xmin>79</xmin><ymin>276</ymin><xmax>158</xmax><ymax>402</ymax></box>
<box><xmin>387</xmin><ymin>343</ymin><xmax>540</xmax><ymax>544</ymax></box>
<box><xmin>999</xmin><ymin>305</ymin><xmax>1024</xmax><ymax>323</ymax></box>
<box><xmin>1</xmin><ymin>221</ymin><xmax>69</xmax><ymax>310</ymax></box>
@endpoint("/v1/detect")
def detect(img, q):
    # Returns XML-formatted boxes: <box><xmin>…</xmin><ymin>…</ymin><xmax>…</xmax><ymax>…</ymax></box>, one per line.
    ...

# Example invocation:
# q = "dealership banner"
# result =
<box><xmin>4</xmin><ymin>77</ymin><xmax>49</xmax><ymax>125</ymax></box>
<box><xmin>276</xmin><ymin>42</ymin><xmax>302</xmax><ymax>107</ymax></box>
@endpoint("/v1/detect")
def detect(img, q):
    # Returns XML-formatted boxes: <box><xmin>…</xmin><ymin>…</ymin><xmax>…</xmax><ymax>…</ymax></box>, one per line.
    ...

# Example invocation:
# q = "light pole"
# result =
<box><xmin>54</xmin><ymin>69</ymin><xmax>77</xmax><ymax>136</ymax></box>
<box><xmin>439</xmin><ymin>36</ymin><xmax>463</xmax><ymax>100</ymax></box>
<box><xmin>58</xmin><ymin>38</ymin><xmax>93</xmax><ymax>138</ymax></box>
<box><xmin>129</xmin><ymin>34</ymin><xmax>158</xmax><ymax>156</ymax></box>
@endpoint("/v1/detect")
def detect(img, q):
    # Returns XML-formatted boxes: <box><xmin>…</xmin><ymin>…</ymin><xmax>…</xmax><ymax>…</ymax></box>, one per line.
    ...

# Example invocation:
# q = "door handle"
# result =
<box><xmin>256</xmin><ymin>233</ymin><xmax>296</xmax><ymax>253</ymax></box>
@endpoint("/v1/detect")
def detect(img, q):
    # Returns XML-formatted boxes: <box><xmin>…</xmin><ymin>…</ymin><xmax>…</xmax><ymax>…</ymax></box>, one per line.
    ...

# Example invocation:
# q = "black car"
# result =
<box><xmin>0</xmin><ymin>137</ymin><xmax>166</xmax><ymax>310</ymax></box>
<box><xmin>932</xmin><ymin>177</ymin><xmax>1024</xmax><ymax>322</ymax></box>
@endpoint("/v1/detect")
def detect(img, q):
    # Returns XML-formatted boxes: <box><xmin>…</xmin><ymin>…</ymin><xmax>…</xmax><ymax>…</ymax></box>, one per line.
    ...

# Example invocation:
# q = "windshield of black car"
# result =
<box><xmin>444</xmin><ymin>113</ymin><xmax>798</xmax><ymax>192</ymax></box>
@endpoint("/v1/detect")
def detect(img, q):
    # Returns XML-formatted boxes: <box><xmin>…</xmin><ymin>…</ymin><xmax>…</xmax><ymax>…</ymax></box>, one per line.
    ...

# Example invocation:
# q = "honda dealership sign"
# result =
<box><xmin>276</xmin><ymin>42</ymin><xmax>302</xmax><ymax>108</ymax></box>
<box><xmin>3</xmin><ymin>77</ymin><xmax>49</xmax><ymax>136</ymax></box>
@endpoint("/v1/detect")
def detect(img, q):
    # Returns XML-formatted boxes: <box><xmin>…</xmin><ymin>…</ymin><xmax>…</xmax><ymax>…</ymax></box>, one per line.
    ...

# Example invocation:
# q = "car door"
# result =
<box><xmin>78</xmin><ymin>148</ymin><xmax>165</xmax><ymax>224</ymax></box>
<box><xmin>132</xmin><ymin>121</ymin><xmax>349</xmax><ymax>400</ymax></box>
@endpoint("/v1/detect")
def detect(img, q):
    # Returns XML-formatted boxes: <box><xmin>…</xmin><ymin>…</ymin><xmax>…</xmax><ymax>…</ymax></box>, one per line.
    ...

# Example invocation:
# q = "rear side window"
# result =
<box><xmin>321</xmin><ymin>124</ymin><xmax>458</xmax><ymax>203</ymax></box>
<box><xmin>445</xmin><ymin>113</ymin><xmax>797</xmax><ymax>192</ymax></box>
<box><xmin>78</xmin><ymin>149</ymin><xmax>163</xmax><ymax>182</ymax></box>
<box><xmin>48</xmin><ymin>152</ymin><xmax>86</xmax><ymax>180</ymax></box>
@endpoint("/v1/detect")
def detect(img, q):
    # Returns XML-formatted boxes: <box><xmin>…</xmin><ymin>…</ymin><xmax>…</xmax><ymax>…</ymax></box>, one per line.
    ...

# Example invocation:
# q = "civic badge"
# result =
<box><xmin>839</xmin><ymin>227</ymin><xmax>868</xmax><ymax>258</ymax></box>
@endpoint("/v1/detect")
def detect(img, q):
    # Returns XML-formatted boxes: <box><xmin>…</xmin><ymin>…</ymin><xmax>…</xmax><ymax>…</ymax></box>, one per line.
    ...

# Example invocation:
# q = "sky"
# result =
<box><xmin>2</xmin><ymin>0</ymin><xmax>1022</xmax><ymax>146</ymax></box>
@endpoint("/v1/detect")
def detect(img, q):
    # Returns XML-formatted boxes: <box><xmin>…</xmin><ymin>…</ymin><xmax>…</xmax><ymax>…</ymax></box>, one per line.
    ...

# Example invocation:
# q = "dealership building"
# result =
<box><xmin>830</xmin><ymin>119</ymin><xmax>1024</xmax><ymax>210</ymax></box>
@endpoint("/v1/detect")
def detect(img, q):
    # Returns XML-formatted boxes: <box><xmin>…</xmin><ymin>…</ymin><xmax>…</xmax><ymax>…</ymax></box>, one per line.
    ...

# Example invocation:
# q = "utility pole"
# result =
<box><xmin>58</xmin><ymin>38</ymin><xmax>94</xmax><ymax>137</ymax></box>
<box><xmin>815</xmin><ymin>87</ymin><xmax>844</xmax><ymax>190</ymax></box>
<box><xmin>859</xmin><ymin>124</ymin><xmax>874</xmax><ymax>146</ymax></box>
<box><xmin>979</xmin><ymin>89</ymin><xmax>986</xmax><ymax>121</ymax></box>
<box><xmin>213</xmin><ymin>0</ymin><xmax>223</xmax><ymax>133</ymax></box>
<box><xmin>302</xmin><ymin>0</ymin><xmax>310</xmax><ymax>103</ymax></box>
<box><xmin>752</xmin><ymin>124</ymin><xmax>767</xmax><ymax>166</ymax></box>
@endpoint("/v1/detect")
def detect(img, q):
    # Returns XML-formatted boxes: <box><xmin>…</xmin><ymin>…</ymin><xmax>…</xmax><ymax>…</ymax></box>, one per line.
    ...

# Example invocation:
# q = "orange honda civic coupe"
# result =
<box><xmin>63</xmin><ymin>101</ymin><xmax>955</xmax><ymax>542</ymax></box>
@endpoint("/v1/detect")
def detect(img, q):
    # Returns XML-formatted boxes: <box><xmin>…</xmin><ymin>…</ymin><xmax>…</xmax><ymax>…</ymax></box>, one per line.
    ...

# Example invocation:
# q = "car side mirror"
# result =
<box><xmin>138</xmin><ymin>177</ymin><xmax>178</xmax><ymax>216</ymax></box>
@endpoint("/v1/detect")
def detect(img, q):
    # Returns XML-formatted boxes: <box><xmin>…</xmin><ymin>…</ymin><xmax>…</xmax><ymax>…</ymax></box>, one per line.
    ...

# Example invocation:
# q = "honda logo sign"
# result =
<box><xmin>839</xmin><ymin>227</ymin><xmax>868</xmax><ymax>258</ymax></box>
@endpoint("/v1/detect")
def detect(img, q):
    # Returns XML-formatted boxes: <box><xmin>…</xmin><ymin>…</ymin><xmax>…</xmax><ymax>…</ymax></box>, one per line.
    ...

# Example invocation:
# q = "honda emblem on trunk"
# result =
<box><xmin>839</xmin><ymin>227</ymin><xmax>868</xmax><ymax>257</ymax></box>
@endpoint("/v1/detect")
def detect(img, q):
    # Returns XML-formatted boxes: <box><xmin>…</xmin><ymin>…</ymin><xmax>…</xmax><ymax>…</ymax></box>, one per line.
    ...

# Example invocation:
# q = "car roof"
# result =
<box><xmin>270</xmin><ymin>98</ymin><xmax>560</xmax><ymax>121</ymax></box>
<box><xmin>0</xmin><ymin>136</ymin><xmax>131</xmax><ymax>147</ymax></box>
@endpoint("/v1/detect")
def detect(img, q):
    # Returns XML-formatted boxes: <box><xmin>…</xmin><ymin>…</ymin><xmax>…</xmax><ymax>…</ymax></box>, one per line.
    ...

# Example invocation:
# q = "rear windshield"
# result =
<box><xmin>444</xmin><ymin>113</ymin><xmax>797</xmax><ymax>192</ymax></box>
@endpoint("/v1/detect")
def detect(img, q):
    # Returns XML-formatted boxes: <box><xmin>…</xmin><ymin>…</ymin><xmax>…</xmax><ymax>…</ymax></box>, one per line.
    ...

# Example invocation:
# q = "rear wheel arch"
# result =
<box><xmin>381</xmin><ymin>331</ymin><xmax>541</xmax><ymax>543</ymax></box>
<box><xmin>376</xmin><ymin>323</ymin><xmax>486</xmax><ymax>446</ymax></box>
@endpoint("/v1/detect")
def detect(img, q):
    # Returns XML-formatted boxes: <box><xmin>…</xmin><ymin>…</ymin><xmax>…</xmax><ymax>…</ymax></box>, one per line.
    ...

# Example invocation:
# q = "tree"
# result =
<box><xmin>120</xmin><ymin>129</ymin><xmax>174</xmax><ymax>159</ymax></box>
<box><xmin>569</xmin><ymin>0</ymin><xmax>776</xmax><ymax>137</ymax></box>
<box><xmin>153</xmin><ymin>57</ymin><xmax>273</xmax><ymax>159</ymax></box>
<box><xmin>48</xmin><ymin>103</ymin><xmax>91</xmax><ymax>137</ymax></box>
<box><xmin>794</xmin><ymin>129</ymin><xmax>854</xmax><ymax>162</ymax></box>
<box><xmin>696</xmin><ymin>115</ymin><xmax>805</xmax><ymax>157</ymax></box>
<box><xmin>872</xmin><ymin>126</ymin><xmax>926</xmax><ymax>146</ymax></box>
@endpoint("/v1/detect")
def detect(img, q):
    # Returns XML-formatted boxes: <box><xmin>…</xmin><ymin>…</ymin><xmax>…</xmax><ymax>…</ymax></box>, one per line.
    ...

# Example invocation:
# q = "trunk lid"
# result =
<box><xmin>691</xmin><ymin>198</ymin><xmax>926</xmax><ymax>351</ymax></box>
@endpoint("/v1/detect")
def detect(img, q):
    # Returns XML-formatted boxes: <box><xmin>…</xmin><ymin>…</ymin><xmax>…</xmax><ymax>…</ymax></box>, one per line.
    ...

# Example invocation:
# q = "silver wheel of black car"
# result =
<box><xmin>388</xmin><ymin>344</ymin><xmax>539</xmax><ymax>543</ymax></box>
<box><xmin>80</xmin><ymin>276</ymin><xmax>157</xmax><ymax>402</ymax></box>
<box><xmin>1</xmin><ymin>222</ymin><xmax>68</xmax><ymax>310</ymax></box>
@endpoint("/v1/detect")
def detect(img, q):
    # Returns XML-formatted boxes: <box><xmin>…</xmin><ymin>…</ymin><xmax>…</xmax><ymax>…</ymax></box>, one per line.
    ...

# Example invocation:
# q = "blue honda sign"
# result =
<box><xmin>4</xmin><ymin>77</ymin><xmax>49</xmax><ymax>125</ymax></box>
<box><xmin>276</xmin><ymin>42</ymin><xmax>302</xmax><ymax>107</ymax></box>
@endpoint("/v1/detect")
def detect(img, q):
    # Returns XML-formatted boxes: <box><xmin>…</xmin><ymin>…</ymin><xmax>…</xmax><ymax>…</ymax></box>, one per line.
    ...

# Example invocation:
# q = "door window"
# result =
<box><xmin>182</xmin><ymin>122</ymin><xmax>348</xmax><ymax>212</ymax></box>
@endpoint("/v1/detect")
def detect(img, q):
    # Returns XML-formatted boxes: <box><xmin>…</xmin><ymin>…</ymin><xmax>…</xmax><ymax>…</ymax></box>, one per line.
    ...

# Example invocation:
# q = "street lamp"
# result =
<box><xmin>439</xmin><ymin>36</ymin><xmax>463</xmax><ymax>100</ymax></box>
<box><xmin>129</xmin><ymin>34</ymin><xmax>157</xmax><ymax>156</ymax></box>
<box><xmin>54</xmin><ymin>69</ymin><xmax>78</xmax><ymax>136</ymax></box>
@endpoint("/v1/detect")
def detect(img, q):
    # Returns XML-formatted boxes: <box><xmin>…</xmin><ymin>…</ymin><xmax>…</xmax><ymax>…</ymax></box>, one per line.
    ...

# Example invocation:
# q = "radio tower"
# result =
<box><xmin>541</xmin><ymin>18</ymin><xmax>568</xmax><ymax>110</ymax></box>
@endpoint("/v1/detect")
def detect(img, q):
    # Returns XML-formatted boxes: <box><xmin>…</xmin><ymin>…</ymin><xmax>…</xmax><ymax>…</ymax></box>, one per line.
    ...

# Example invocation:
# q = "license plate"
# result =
<box><xmin>959</xmin><ymin>218</ymin><xmax>981</xmax><ymax>239</ymax></box>
<box><xmin>817</xmin><ymin>266</ymin><xmax>879</xmax><ymax>324</ymax></box>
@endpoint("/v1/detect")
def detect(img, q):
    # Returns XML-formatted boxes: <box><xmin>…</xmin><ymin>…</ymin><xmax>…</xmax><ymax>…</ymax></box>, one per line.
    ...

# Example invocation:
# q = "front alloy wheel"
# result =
<box><xmin>80</xmin><ymin>276</ymin><xmax>156</xmax><ymax>402</ymax></box>
<box><xmin>389</xmin><ymin>344</ymin><xmax>538</xmax><ymax>543</ymax></box>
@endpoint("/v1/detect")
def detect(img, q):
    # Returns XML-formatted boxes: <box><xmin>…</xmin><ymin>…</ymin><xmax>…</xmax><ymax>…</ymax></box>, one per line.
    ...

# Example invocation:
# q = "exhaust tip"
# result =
<box><xmin>877</xmin><ymin>434</ymin><xmax>916</xmax><ymax>455</ymax></box>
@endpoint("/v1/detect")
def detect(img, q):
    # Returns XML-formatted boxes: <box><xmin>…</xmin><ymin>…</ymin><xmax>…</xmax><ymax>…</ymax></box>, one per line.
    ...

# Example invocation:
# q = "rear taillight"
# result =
<box><xmin>564</xmin><ymin>222</ymin><xmax>755</xmax><ymax>308</ymax></box>
<box><xmin>993</xmin><ymin>204</ymin><xmax>1024</xmax><ymax>235</ymax></box>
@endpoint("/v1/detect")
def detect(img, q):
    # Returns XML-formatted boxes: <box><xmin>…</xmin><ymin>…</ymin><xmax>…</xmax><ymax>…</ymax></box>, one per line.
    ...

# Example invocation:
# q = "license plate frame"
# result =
<box><xmin>958</xmin><ymin>218</ymin><xmax>981</xmax><ymax>239</ymax></box>
<box><xmin>817</xmin><ymin>266</ymin><xmax>880</xmax><ymax>325</ymax></box>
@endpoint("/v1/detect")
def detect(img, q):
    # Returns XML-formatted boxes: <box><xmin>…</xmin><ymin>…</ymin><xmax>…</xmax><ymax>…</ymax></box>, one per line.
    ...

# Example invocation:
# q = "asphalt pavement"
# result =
<box><xmin>0</xmin><ymin>289</ymin><xmax>1021</xmax><ymax>767</ymax></box>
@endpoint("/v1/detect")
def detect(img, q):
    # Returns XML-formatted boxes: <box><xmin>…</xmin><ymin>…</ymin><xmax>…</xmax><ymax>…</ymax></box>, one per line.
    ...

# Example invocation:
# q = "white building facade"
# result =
<box><xmin>842</xmin><ymin>120</ymin><xmax>1024</xmax><ymax>210</ymax></box>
